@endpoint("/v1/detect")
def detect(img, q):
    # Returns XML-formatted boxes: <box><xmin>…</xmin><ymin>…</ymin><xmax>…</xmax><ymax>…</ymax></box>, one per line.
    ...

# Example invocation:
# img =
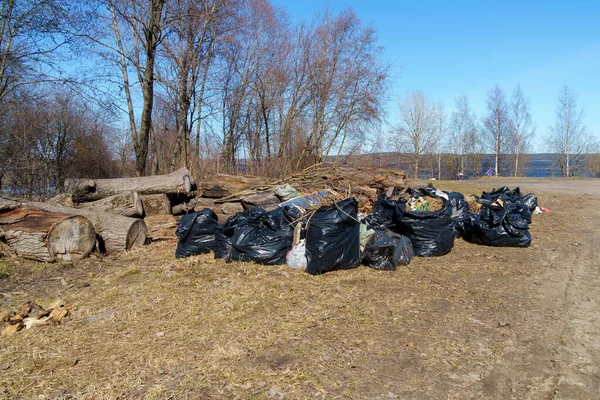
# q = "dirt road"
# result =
<box><xmin>1</xmin><ymin>178</ymin><xmax>599</xmax><ymax>399</ymax></box>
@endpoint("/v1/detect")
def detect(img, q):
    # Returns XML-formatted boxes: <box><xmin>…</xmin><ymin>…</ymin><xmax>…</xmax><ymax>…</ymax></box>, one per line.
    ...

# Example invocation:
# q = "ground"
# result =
<box><xmin>0</xmin><ymin>178</ymin><xmax>599</xmax><ymax>399</ymax></box>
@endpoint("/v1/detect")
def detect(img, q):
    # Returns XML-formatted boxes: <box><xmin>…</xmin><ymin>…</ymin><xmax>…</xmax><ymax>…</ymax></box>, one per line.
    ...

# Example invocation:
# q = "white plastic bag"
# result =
<box><xmin>286</xmin><ymin>239</ymin><xmax>307</xmax><ymax>269</ymax></box>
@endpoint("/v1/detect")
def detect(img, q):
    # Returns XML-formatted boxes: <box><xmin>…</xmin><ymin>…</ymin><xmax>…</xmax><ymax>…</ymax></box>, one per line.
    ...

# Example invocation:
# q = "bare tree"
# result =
<box><xmin>547</xmin><ymin>85</ymin><xmax>594</xmax><ymax>177</ymax></box>
<box><xmin>0</xmin><ymin>0</ymin><xmax>81</xmax><ymax>102</ymax></box>
<box><xmin>483</xmin><ymin>85</ymin><xmax>511</xmax><ymax>176</ymax></box>
<box><xmin>392</xmin><ymin>91</ymin><xmax>437</xmax><ymax>178</ymax></box>
<box><xmin>83</xmin><ymin>0</ymin><xmax>166</xmax><ymax>176</ymax></box>
<box><xmin>298</xmin><ymin>7</ymin><xmax>388</xmax><ymax>170</ymax></box>
<box><xmin>158</xmin><ymin>0</ymin><xmax>229</xmax><ymax>171</ymax></box>
<box><xmin>509</xmin><ymin>84</ymin><xmax>534</xmax><ymax>177</ymax></box>
<box><xmin>432</xmin><ymin>102</ymin><xmax>449</xmax><ymax>180</ymax></box>
<box><xmin>451</xmin><ymin>95</ymin><xmax>475</xmax><ymax>176</ymax></box>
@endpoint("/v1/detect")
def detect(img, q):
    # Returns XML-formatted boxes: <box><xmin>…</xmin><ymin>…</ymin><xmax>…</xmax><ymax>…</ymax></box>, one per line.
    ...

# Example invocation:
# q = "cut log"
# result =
<box><xmin>215</xmin><ymin>202</ymin><xmax>244</xmax><ymax>215</ymax></box>
<box><xmin>140</xmin><ymin>193</ymin><xmax>171</xmax><ymax>216</ymax></box>
<box><xmin>201</xmin><ymin>174</ymin><xmax>267</xmax><ymax>194</ymax></box>
<box><xmin>144</xmin><ymin>214</ymin><xmax>178</xmax><ymax>240</ymax></box>
<box><xmin>201</xmin><ymin>185</ymin><xmax>230</xmax><ymax>198</ymax></box>
<box><xmin>30</xmin><ymin>202</ymin><xmax>147</xmax><ymax>253</ymax></box>
<box><xmin>171</xmin><ymin>198</ymin><xmax>198</xmax><ymax>215</ymax></box>
<box><xmin>47</xmin><ymin>193</ymin><xmax>75</xmax><ymax>207</ymax></box>
<box><xmin>64</xmin><ymin>179</ymin><xmax>95</xmax><ymax>199</ymax></box>
<box><xmin>0</xmin><ymin>206</ymin><xmax>96</xmax><ymax>262</ymax></box>
<box><xmin>192</xmin><ymin>198</ymin><xmax>216</xmax><ymax>208</ymax></box>
<box><xmin>240</xmin><ymin>191</ymin><xmax>280</xmax><ymax>211</ymax></box>
<box><xmin>79</xmin><ymin>192</ymin><xmax>143</xmax><ymax>218</ymax></box>
<box><xmin>0</xmin><ymin>197</ymin><xmax>19</xmax><ymax>213</ymax></box>
<box><xmin>67</xmin><ymin>168</ymin><xmax>194</xmax><ymax>202</ymax></box>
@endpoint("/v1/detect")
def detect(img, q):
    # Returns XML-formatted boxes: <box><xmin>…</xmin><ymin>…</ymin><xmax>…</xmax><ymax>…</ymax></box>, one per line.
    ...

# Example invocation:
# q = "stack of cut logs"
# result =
<box><xmin>0</xmin><ymin>168</ymin><xmax>194</xmax><ymax>262</ymax></box>
<box><xmin>0</xmin><ymin>165</ymin><xmax>407</xmax><ymax>262</ymax></box>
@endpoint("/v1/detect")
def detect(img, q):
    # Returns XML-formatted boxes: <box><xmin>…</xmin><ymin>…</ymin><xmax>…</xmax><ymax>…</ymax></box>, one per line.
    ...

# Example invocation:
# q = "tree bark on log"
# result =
<box><xmin>79</xmin><ymin>192</ymin><xmax>143</xmax><ymax>218</ymax></box>
<box><xmin>240</xmin><ymin>191</ymin><xmax>280</xmax><ymax>211</ymax></box>
<box><xmin>66</xmin><ymin>168</ymin><xmax>194</xmax><ymax>202</ymax></box>
<box><xmin>144</xmin><ymin>214</ymin><xmax>178</xmax><ymax>240</ymax></box>
<box><xmin>30</xmin><ymin>203</ymin><xmax>147</xmax><ymax>253</ymax></box>
<box><xmin>0</xmin><ymin>197</ymin><xmax>19</xmax><ymax>213</ymax></box>
<box><xmin>140</xmin><ymin>193</ymin><xmax>171</xmax><ymax>216</ymax></box>
<box><xmin>0</xmin><ymin>207</ymin><xmax>96</xmax><ymax>262</ymax></box>
<box><xmin>64</xmin><ymin>179</ymin><xmax>95</xmax><ymax>199</ymax></box>
<box><xmin>47</xmin><ymin>193</ymin><xmax>75</xmax><ymax>207</ymax></box>
<box><xmin>201</xmin><ymin>185</ymin><xmax>230</xmax><ymax>198</ymax></box>
<box><xmin>171</xmin><ymin>198</ymin><xmax>198</xmax><ymax>215</ymax></box>
<box><xmin>214</xmin><ymin>202</ymin><xmax>244</xmax><ymax>215</ymax></box>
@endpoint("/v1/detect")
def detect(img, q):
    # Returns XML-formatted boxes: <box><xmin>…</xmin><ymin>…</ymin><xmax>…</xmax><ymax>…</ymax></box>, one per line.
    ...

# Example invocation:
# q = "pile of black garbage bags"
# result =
<box><xmin>174</xmin><ymin>185</ymin><xmax>537</xmax><ymax>275</ymax></box>
<box><xmin>460</xmin><ymin>186</ymin><xmax>536</xmax><ymax>248</ymax></box>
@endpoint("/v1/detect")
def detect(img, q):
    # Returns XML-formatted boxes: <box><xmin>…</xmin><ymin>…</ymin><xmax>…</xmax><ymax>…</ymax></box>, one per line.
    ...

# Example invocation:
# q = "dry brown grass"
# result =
<box><xmin>465</xmin><ymin>196</ymin><xmax>483</xmax><ymax>214</ymax></box>
<box><xmin>0</xmin><ymin>179</ymin><xmax>594</xmax><ymax>399</ymax></box>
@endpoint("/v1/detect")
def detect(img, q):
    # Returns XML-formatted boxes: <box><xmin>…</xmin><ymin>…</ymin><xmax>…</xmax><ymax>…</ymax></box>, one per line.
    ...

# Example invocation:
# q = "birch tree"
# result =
<box><xmin>547</xmin><ymin>85</ymin><xmax>593</xmax><ymax>177</ymax></box>
<box><xmin>451</xmin><ymin>95</ymin><xmax>477</xmax><ymax>176</ymax></box>
<box><xmin>392</xmin><ymin>91</ymin><xmax>437</xmax><ymax>178</ymax></box>
<box><xmin>432</xmin><ymin>102</ymin><xmax>448</xmax><ymax>180</ymax></box>
<box><xmin>509</xmin><ymin>84</ymin><xmax>534</xmax><ymax>177</ymax></box>
<box><xmin>483</xmin><ymin>85</ymin><xmax>511</xmax><ymax>176</ymax></box>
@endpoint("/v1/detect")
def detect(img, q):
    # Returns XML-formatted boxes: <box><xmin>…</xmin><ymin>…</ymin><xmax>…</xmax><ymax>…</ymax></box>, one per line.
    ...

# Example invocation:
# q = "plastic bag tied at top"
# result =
<box><xmin>305</xmin><ymin>197</ymin><xmax>361</xmax><ymax>275</ymax></box>
<box><xmin>175</xmin><ymin>208</ymin><xmax>219</xmax><ymax>258</ymax></box>
<box><xmin>227</xmin><ymin>207</ymin><xmax>294</xmax><ymax>265</ymax></box>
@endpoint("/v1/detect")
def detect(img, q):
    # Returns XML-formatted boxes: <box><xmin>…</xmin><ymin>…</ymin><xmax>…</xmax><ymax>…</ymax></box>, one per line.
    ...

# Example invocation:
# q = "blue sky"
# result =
<box><xmin>271</xmin><ymin>0</ymin><xmax>600</xmax><ymax>152</ymax></box>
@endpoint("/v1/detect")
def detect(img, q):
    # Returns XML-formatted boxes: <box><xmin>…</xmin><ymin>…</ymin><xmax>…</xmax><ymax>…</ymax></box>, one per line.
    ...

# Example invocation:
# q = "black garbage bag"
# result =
<box><xmin>464</xmin><ymin>200</ymin><xmax>532</xmax><ymax>247</ymax></box>
<box><xmin>448</xmin><ymin>191</ymin><xmax>468</xmax><ymax>220</ymax></box>
<box><xmin>447</xmin><ymin>191</ymin><xmax>471</xmax><ymax>237</ymax></box>
<box><xmin>521</xmin><ymin>193</ymin><xmax>538</xmax><ymax>211</ymax></box>
<box><xmin>213</xmin><ymin>211</ymin><xmax>252</xmax><ymax>259</ymax></box>
<box><xmin>392</xmin><ymin>192</ymin><xmax>455</xmax><ymax>257</ymax></box>
<box><xmin>362</xmin><ymin>227</ymin><xmax>414</xmax><ymax>270</ymax></box>
<box><xmin>481</xmin><ymin>186</ymin><xmax>522</xmax><ymax>202</ymax></box>
<box><xmin>481</xmin><ymin>186</ymin><xmax>538</xmax><ymax>212</ymax></box>
<box><xmin>175</xmin><ymin>208</ymin><xmax>219</xmax><ymax>258</ymax></box>
<box><xmin>228</xmin><ymin>207</ymin><xmax>294</xmax><ymax>265</ymax></box>
<box><xmin>364</xmin><ymin>195</ymin><xmax>402</xmax><ymax>229</ymax></box>
<box><xmin>305</xmin><ymin>197</ymin><xmax>361</xmax><ymax>275</ymax></box>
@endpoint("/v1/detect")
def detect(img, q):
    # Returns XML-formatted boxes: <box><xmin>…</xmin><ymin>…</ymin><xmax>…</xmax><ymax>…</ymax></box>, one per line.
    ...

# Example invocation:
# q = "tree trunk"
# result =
<box><xmin>0</xmin><ymin>206</ymin><xmax>96</xmax><ymax>262</ymax></box>
<box><xmin>135</xmin><ymin>0</ymin><xmax>166</xmax><ymax>177</ymax></box>
<box><xmin>79</xmin><ymin>192</ymin><xmax>143</xmax><ymax>218</ymax></box>
<box><xmin>144</xmin><ymin>214</ymin><xmax>179</xmax><ymax>241</ymax></box>
<box><xmin>65</xmin><ymin>168</ymin><xmax>193</xmax><ymax>202</ymax></box>
<box><xmin>30</xmin><ymin>203</ymin><xmax>147</xmax><ymax>254</ymax></box>
<box><xmin>140</xmin><ymin>193</ymin><xmax>171</xmax><ymax>216</ymax></box>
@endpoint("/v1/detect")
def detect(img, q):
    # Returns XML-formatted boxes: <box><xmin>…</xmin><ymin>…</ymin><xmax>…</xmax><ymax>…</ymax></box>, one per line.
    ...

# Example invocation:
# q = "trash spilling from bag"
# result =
<box><xmin>462</xmin><ymin>198</ymin><xmax>532</xmax><ymax>247</ymax></box>
<box><xmin>391</xmin><ymin>189</ymin><xmax>455</xmax><ymax>257</ymax></box>
<box><xmin>175</xmin><ymin>208</ymin><xmax>219</xmax><ymax>258</ymax></box>
<box><xmin>172</xmin><ymin>181</ymin><xmax>542</xmax><ymax>273</ymax></box>
<box><xmin>480</xmin><ymin>186</ymin><xmax>538</xmax><ymax>211</ymax></box>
